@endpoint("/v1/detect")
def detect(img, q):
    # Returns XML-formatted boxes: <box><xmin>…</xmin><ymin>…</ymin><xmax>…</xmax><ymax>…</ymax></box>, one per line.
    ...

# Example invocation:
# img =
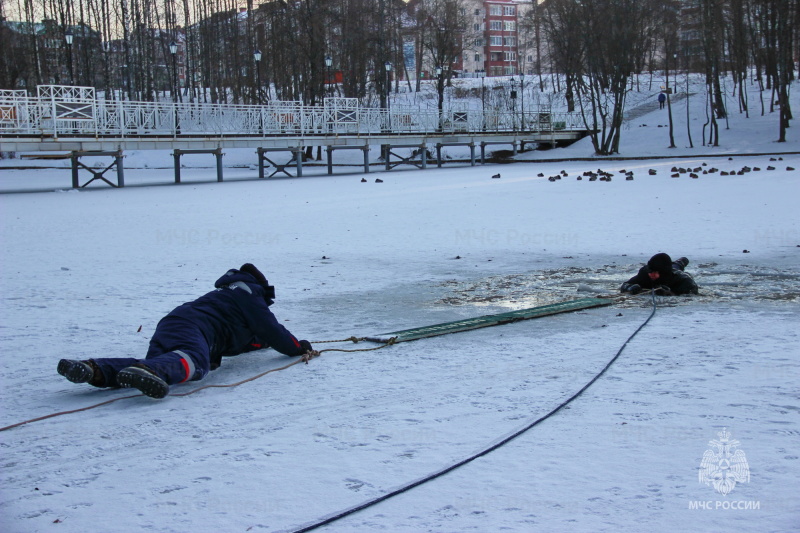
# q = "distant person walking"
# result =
<box><xmin>658</xmin><ymin>92</ymin><xmax>667</xmax><ymax>109</ymax></box>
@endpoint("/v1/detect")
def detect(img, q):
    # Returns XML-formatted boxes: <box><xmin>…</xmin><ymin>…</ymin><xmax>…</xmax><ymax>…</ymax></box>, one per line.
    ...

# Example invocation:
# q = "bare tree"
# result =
<box><xmin>412</xmin><ymin>0</ymin><xmax>471</xmax><ymax>122</ymax></box>
<box><xmin>542</xmin><ymin>0</ymin><xmax>584</xmax><ymax>112</ymax></box>
<box><xmin>698</xmin><ymin>0</ymin><xmax>726</xmax><ymax>146</ymax></box>
<box><xmin>518</xmin><ymin>0</ymin><xmax>547</xmax><ymax>90</ymax></box>
<box><xmin>572</xmin><ymin>0</ymin><xmax>653</xmax><ymax>155</ymax></box>
<box><xmin>773</xmin><ymin>0</ymin><xmax>796</xmax><ymax>141</ymax></box>
<box><xmin>657</xmin><ymin>0</ymin><xmax>681</xmax><ymax>148</ymax></box>
<box><xmin>728</xmin><ymin>0</ymin><xmax>751</xmax><ymax>116</ymax></box>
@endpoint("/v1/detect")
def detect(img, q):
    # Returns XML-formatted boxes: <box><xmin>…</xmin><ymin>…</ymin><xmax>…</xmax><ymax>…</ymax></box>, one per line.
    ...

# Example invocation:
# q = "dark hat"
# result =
<box><xmin>647</xmin><ymin>253</ymin><xmax>673</xmax><ymax>273</ymax></box>
<box><xmin>239</xmin><ymin>263</ymin><xmax>268</xmax><ymax>287</ymax></box>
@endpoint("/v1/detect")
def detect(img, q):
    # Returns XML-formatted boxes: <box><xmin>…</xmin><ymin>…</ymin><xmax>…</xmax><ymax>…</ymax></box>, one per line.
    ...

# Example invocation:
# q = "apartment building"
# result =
<box><xmin>462</xmin><ymin>0</ymin><xmax>524</xmax><ymax>77</ymax></box>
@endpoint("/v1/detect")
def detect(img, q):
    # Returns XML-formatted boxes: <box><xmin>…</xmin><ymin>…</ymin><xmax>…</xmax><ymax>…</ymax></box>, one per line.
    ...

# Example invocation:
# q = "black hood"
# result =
<box><xmin>215</xmin><ymin>265</ymin><xmax>276</xmax><ymax>303</ymax></box>
<box><xmin>239</xmin><ymin>263</ymin><xmax>269</xmax><ymax>288</ymax></box>
<box><xmin>647</xmin><ymin>253</ymin><xmax>673</xmax><ymax>275</ymax></box>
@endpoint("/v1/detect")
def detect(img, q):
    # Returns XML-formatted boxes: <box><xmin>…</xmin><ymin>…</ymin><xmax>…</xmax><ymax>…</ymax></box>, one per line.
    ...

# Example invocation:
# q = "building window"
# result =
<box><xmin>490</xmin><ymin>52</ymin><xmax>502</xmax><ymax>62</ymax></box>
<box><xmin>490</xmin><ymin>5</ymin><xmax>502</xmax><ymax>16</ymax></box>
<box><xmin>475</xmin><ymin>38</ymin><xmax>484</xmax><ymax>47</ymax></box>
<box><xmin>504</xmin><ymin>21</ymin><xmax>516</xmax><ymax>32</ymax></box>
<box><xmin>504</xmin><ymin>6</ymin><xmax>516</xmax><ymax>16</ymax></box>
<box><xmin>504</xmin><ymin>36</ymin><xmax>516</xmax><ymax>47</ymax></box>
<box><xmin>505</xmin><ymin>52</ymin><xmax>517</xmax><ymax>61</ymax></box>
<box><xmin>490</xmin><ymin>20</ymin><xmax>502</xmax><ymax>31</ymax></box>
<box><xmin>490</xmin><ymin>36</ymin><xmax>503</xmax><ymax>46</ymax></box>
<box><xmin>475</xmin><ymin>53</ymin><xmax>481</xmax><ymax>62</ymax></box>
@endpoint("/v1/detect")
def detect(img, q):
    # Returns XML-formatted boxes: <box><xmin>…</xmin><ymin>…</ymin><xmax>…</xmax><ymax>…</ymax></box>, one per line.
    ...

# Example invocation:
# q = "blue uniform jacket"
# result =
<box><xmin>166</xmin><ymin>269</ymin><xmax>305</xmax><ymax>368</ymax></box>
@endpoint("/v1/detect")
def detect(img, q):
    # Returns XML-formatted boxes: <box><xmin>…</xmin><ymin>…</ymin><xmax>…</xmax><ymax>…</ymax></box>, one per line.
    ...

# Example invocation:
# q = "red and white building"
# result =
<box><xmin>462</xmin><ymin>0</ymin><xmax>528</xmax><ymax>77</ymax></box>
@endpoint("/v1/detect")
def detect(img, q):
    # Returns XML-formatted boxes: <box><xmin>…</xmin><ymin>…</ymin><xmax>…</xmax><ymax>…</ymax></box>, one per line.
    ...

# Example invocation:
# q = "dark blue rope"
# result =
<box><xmin>286</xmin><ymin>292</ymin><xmax>658</xmax><ymax>533</ymax></box>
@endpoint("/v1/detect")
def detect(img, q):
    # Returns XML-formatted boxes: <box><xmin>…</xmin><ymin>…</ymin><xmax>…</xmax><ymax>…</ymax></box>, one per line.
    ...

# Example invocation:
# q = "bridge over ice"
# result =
<box><xmin>0</xmin><ymin>85</ymin><xmax>589</xmax><ymax>187</ymax></box>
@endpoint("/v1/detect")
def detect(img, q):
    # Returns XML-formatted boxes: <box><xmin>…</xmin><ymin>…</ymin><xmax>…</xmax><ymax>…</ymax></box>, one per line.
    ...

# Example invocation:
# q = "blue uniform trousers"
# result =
<box><xmin>92</xmin><ymin>316</ymin><xmax>210</xmax><ymax>387</ymax></box>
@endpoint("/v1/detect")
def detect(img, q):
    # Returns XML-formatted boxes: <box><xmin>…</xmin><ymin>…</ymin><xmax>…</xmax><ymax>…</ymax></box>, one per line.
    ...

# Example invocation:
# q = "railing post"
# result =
<box><xmin>116</xmin><ymin>150</ymin><xmax>125</xmax><ymax>187</ymax></box>
<box><xmin>173</xmin><ymin>150</ymin><xmax>181</xmax><ymax>183</ymax></box>
<box><xmin>50</xmin><ymin>96</ymin><xmax>58</xmax><ymax>138</ymax></box>
<box><xmin>71</xmin><ymin>152</ymin><xmax>79</xmax><ymax>188</ymax></box>
<box><xmin>215</xmin><ymin>148</ymin><xmax>223</xmax><ymax>182</ymax></box>
<box><xmin>174</xmin><ymin>101</ymin><xmax>181</xmax><ymax>136</ymax></box>
<box><xmin>295</xmin><ymin>147</ymin><xmax>303</xmax><ymax>177</ymax></box>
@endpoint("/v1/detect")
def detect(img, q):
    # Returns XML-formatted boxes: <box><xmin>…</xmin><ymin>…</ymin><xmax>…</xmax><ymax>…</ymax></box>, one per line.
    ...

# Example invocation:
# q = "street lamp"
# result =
<box><xmin>520</xmin><ymin>72</ymin><xmax>525</xmax><ymax>131</ymax></box>
<box><xmin>436</xmin><ymin>66</ymin><xmax>444</xmax><ymax>132</ymax></box>
<box><xmin>510</xmin><ymin>77</ymin><xmax>518</xmax><ymax>132</ymax></box>
<box><xmin>673</xmin><ymin>53</ymin><xmax>678</xmax><ymax>89</ymax></box>
<box><xmin>169</xmin><ymin>41</ymin><xmax>180</xmax><ymax>134</ymax></box>
<box><xmin>253</xmin><ymin>49</ymin><xmax>263</xmax><ymax>135</ymax></box>
<box><xmin>478</xmin><ymin>69</ymin><xmax>486</xmax><ymax>131</ymax></box>
<box><xmin>169</xmin><ymin>41</ymin><xmax>180</xmax><ymax>102</ymax></box>
<box><xmin>325</xmin><ymin>55</ymin><xmax>333</xmax><ymax>97</ymax></box>
<box><xmin>384</xmin><ymin>61</ymin><xmax>392</xmax><ymax>130</ymax></box>
<box><xmin>65</xmin><ymin>30</ymin><xmax>74</xmax><ymax>85</ymax></box>
<box><xmin>384</xmin><ymin>61</ymin><xmax>392</xmax><ymax>103</ymax></box>
<box><xmin>254</xmin><ymin>49</ymin><xmax>262</xmax><ymax>104</ymax></box>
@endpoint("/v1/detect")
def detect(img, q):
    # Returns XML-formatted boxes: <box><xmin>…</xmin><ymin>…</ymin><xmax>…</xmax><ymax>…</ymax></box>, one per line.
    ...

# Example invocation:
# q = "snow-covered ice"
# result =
<box><xmin>1</xmin><ymin>77</ymin><xmax>798</xmax><ymax>532</ymax></box>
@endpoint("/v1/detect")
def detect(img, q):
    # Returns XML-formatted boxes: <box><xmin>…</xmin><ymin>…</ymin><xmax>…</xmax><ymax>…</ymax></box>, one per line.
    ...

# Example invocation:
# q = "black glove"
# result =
<box><xmin>299</xmin><ymin>340</ymin><xmax>314</xmax><ymax>353</ymax></box>
<box><xmin>622</xmin><ymin>283</ymin><xmax>642</xmax><ymax>295</ymax></box>
<box><xmin>653</xmin><ymin>285</ymin><xmax>674</xmax><ymax>296</ymax></box>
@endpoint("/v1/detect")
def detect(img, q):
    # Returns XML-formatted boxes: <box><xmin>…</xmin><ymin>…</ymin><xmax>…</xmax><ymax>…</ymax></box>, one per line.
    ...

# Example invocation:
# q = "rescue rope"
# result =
<box><xmin>312</xmin><ymin>336</ymin><xmax>366</xmax><ymax>344</ymax></box>
<box><xmin>170</xmin><ymin>339</ymin><xmax>399</xmax><ymax>398</ymax></box>
<box><xmin>0</xmin><ymin>393</ymin><xmax>146</xmax><ymax>432</ymax></box>
<box><xmin>283</xmin><ymin>291</ymin><xmax>659</xmax><ymax>533</ymax></box>
<box><xmin>0</xmin><ymin>337</ymin><xmax>397</xmax><ymax>432</ymax></box>
<box><xmin>0</xmin><ymin>292</ymin><xmax>647</xmax><ymax>435</ymax></box>
<box><xmin>314</xmin><ymin>337</ymin><xmax>397</xmax><ymax>354</ymax></box>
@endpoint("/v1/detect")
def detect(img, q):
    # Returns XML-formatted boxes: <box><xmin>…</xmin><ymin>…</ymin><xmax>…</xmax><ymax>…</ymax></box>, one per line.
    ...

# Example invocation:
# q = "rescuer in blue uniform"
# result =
<box><xmin>57</xmin><ymin>264</ymin><xmax>315</xmax><ymax>398</ymax></box>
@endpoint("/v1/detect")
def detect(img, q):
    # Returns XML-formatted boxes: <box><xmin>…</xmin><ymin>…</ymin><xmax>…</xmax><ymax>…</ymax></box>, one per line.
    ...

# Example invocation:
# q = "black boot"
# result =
<box><xmin>675</xmin><ymin>257</ymin><xmax>690</xmax><ymax>270</ymax></box>
<box><xmin>116</xmin><ymin>366</ymin><xmax>169</xmax><ymax>399</ymax></box>
<box><xmin>58</xmin><ymin>359</ymin><xmax>99</xmax><ymax>384</ymax></box>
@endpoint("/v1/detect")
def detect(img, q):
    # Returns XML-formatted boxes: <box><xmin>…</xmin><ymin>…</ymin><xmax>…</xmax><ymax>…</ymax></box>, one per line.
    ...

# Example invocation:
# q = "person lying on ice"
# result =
<box><xmin>620</xmin><ymin>253</ymin><xmax>699</xmax><ymax>296</ymax></box>
<box><xmin>57</xmin><ymin>263</ymin><xmax>316</xmax><ymax>399</ymax></box>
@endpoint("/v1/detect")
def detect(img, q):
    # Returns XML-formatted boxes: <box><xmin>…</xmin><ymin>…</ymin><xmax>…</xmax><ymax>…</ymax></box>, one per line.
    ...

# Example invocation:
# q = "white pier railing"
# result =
<box><xmin>0</xmin><ymin>85</ymin><xmax>584</xmax><ymax>139</ymax></box>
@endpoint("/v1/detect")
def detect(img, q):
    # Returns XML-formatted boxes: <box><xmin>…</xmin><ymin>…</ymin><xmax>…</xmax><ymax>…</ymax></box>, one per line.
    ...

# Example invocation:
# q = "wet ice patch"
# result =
<box><xmin>436</xmin><ymin>263</ymin><xmax>800</xmax><ymax>310</ymax></box>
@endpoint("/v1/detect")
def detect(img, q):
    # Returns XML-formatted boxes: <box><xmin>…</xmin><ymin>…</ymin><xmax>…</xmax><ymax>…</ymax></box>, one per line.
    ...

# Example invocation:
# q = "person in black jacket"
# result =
<box><xmin>57</xmin><ymin>264</ymin><xmax>315</xmax><ymax>398</ymax></box>
<box><xmin>620</xmin><ymin>253</ymin><xmax>698</xmax><ymax>296</ymax></box>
